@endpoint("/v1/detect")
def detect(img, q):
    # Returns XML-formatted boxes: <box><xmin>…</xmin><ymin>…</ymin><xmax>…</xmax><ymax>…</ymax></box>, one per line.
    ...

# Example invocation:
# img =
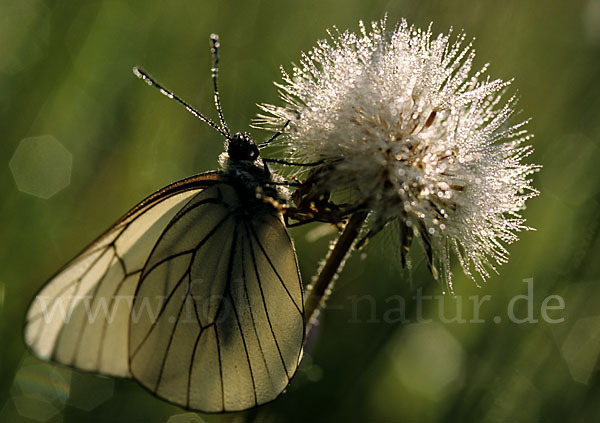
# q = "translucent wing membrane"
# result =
<box><xmin>24</xmin><ymin>175</ymin><xmax>304</xmax><ymax>413</ymax></box>
<box><xmin>24</xmin><ymin>173</ymin><xmax>218</xmax><ymax>377</ymax></box>
<box><xmin>130</xmin><ymin>184</ymin><xmax>304</xmax><ymax>412</ymax></box>
<box><xmin>25</xmin><ymin>34</ymin><xmax>307</xmax><ymax>413</ymax></box>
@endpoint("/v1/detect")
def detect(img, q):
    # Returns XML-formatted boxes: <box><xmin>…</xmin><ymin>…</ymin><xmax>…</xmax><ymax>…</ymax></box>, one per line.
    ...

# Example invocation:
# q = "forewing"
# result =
<box><xmin>129</xmin><ymin>183</ymin><xmax>304</xmax><ymax>413</ymax></box>
<box><xmin>24</xmin><ymin>173</ymin><xmax>218</xmax><ymax>377</ymax></box>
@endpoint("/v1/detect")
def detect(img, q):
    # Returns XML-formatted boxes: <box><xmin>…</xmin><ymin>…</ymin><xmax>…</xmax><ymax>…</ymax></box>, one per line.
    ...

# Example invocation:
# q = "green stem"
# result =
<box><xmin>304</xmin><ymin>211</ymin><xmax>369</xmax><ymax>330</ymax></box>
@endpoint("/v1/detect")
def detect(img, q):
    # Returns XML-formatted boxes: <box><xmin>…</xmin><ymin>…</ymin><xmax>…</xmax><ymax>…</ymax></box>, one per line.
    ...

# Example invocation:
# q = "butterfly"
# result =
<box><xmin>23</xmin><ymin>34</ymin><xmax>305</xmax><ymax>413</ymax></box>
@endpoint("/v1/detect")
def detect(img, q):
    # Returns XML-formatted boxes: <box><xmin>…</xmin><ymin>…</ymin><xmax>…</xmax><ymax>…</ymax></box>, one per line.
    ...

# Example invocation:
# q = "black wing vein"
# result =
<box><xmin>244</xmin><ymin>223</ymin><xmax>289</xmax><ymax>378</ymax></box>
<box><xmin>240</xmin><ymin>231</ymin><xmax>271</xmax><ymax>379</ymax></box>
<box><xmin>248</xmin><ymin>223</ymin><xmax>303</xmax><ymax>315</ymax></box>
<box><xmin>153</xmin><ymin>281</ymin><xmax>193</xmax><ymax>392</ymax></box>
<box><xmin>225</xmin><ymin>225</ymin><xmax>258</xmax><ymax>407</ymax></box>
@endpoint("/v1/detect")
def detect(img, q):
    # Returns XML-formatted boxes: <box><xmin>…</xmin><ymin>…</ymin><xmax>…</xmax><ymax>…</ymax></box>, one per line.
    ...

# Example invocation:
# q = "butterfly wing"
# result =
<box><xmin>24</xmin><ymin>173</ymin><xmax>219</xmax><ymax>377</ymax></box>
<box><xmin>129</xmin><ymin>183</ymin><xmax>304</xmax><ymax>412</ymax></box>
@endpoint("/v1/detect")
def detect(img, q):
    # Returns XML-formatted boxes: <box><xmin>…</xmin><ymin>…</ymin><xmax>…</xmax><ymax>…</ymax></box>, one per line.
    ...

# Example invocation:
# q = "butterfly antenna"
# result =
<box><xmin>210</xmin><ymin>34</ymin><xmax>231</xmax><ymax>138</ymax></box>
<box><xmin>132</xmin><ymin>67</ymin><xmax>229</xmax><ymax>139</ymax></box>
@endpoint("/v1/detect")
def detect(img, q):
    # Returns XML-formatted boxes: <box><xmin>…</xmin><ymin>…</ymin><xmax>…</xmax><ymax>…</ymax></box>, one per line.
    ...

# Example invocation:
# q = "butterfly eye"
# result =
<box><xmin>250</xmin><ymin>143</ymin><xmax>260</xmax><ymax>160</ymax></box>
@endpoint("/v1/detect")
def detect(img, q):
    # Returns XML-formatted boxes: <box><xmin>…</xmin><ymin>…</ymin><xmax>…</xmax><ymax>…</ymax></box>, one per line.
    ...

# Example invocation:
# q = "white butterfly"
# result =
<box><xmin>24</xmin><ymin>34</ymin><xmax>304</xmax><ymax>413</ymax></box>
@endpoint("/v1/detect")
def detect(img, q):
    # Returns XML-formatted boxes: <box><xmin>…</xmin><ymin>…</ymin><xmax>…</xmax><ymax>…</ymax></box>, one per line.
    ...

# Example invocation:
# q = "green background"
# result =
<box><xmin>2</xmin><ymin>0</ymin><xmax>600</xmax><ymax>422</ymax></box>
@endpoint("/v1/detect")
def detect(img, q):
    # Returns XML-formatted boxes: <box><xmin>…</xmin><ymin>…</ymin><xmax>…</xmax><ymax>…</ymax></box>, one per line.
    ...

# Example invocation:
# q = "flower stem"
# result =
<box><xmin>304</xmin><ymin>211</ymin><xmax>369</xmax><ymax>331</ymax></box>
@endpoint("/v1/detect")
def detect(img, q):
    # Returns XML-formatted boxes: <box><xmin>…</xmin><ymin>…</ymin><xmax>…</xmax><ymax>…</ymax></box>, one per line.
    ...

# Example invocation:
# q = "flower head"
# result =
<box><xmin>258</xmin><ymin>18</ymin><xmax>539</xmax><ymax>290</ymax></box>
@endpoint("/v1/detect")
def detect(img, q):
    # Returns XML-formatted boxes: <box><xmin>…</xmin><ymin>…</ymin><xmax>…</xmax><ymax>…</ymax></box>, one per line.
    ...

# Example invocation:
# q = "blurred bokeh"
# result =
<box><xmin>2</xmin><ymin>0</ymin><xmax>600</xmax><ymax>422</ymax></box>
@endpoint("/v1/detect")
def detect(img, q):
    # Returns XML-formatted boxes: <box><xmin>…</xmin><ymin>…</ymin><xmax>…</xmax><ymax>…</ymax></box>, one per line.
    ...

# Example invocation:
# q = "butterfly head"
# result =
<box><xmin>227</xmin><ymin>132</ymin><xmax>260</xmax><ymax>162</ymax></box>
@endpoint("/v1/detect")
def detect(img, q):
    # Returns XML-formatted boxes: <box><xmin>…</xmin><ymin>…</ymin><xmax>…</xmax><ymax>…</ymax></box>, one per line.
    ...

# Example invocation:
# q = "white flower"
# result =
<box><xmin>258</xmin><ymin>18</ymin><xmax>540</xmax><ymax>290</ymax></box>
